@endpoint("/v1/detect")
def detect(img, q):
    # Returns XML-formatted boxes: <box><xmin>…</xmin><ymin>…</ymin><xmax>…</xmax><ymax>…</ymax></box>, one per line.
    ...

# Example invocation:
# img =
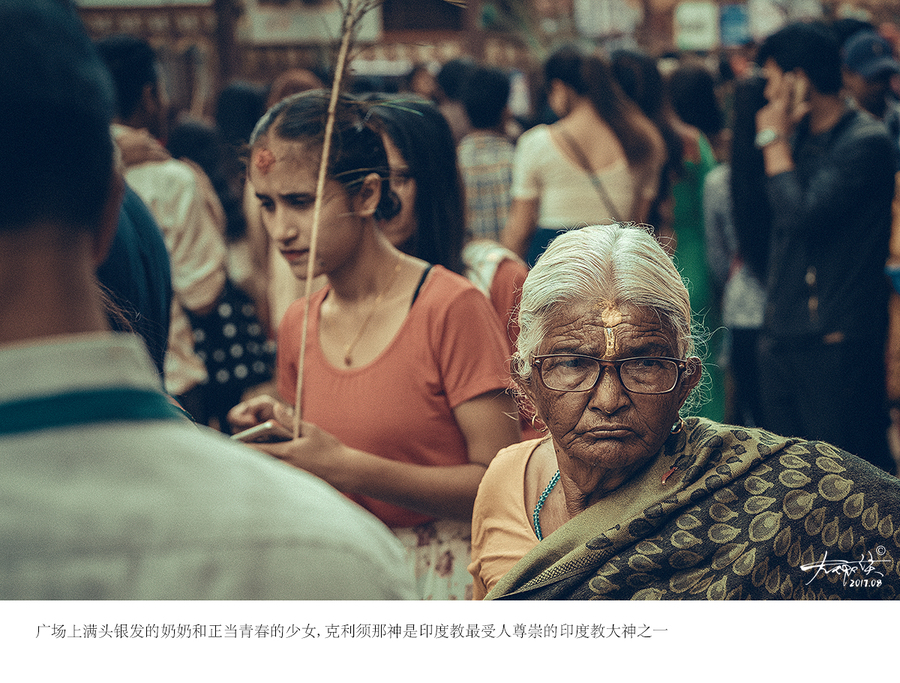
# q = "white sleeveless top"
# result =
<box><xmin>510</xmin><ymin>124</ymin><xmax>655</xmax><ymax>226</ymax></box>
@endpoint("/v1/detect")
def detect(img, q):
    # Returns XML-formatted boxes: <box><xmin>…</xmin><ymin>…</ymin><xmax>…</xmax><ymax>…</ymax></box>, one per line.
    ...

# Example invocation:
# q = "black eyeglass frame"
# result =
<box><xmin>531</xmin><ymin>354</ymin><xmax>690</xmax><ymax>395</ymax></box>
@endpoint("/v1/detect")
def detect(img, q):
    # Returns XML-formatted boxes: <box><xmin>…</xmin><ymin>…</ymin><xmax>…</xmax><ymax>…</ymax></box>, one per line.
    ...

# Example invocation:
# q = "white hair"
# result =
<box><xmin>513</xmin><ymin>224</ymin><xmax>701</xmax><ymax>385</ymax></box>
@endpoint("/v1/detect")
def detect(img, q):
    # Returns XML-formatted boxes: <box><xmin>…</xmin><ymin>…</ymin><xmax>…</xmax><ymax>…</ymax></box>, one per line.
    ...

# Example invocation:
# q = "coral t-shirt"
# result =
<box><xmin>277</xmin><ymin>265</ymin><xmax>513</xmax><ymax>528</ymax></box>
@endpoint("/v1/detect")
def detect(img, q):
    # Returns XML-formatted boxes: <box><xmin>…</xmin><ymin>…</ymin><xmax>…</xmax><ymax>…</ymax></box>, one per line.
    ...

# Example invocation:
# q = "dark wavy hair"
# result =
<box><xmin>729</xmin><ymin>75</ymin><xmax>772</xmax><ymax>282</ymax></box>
<box><xmin>367</xmin><ymin>96</ymin><xmax>466</xmax><ymax>274</ymax></box>
<box><xmin>249</xmin><ymin>90</ymin><xmax>399</xmax><ymax>222</ymax></box>
<box><xmin>756</xmin><ymin>20</ymin><xmax>843</xmax><ymax>95</ymax></box>
<box><xmin>610</xmin><ymin>48</ymin><xmax>685</xmax><ymax>227</ymax></box>
<box><xmin>545</xmin><ymin>44</ymin><xmax>659</xmax><ymax>169</ymax></box>
<box><xmin>666</xmin><ymin>61</ymin><xmax>724</xmax><ymax>142</ymax></box>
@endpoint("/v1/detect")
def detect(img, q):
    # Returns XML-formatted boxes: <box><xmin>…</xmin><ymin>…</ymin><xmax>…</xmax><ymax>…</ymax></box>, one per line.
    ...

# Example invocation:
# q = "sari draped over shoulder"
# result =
<box><xmin>487</xmin><ymin>418</ymin><xmax>900</xmax><ymax>600</ymax></box>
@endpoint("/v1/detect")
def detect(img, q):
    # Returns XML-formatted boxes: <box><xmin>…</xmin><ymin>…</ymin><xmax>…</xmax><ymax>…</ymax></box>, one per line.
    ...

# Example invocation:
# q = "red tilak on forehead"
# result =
<box><xmin>253</xmin><ymin>148</ymin><xmax>275</xmax><ymax>174</ymax></box>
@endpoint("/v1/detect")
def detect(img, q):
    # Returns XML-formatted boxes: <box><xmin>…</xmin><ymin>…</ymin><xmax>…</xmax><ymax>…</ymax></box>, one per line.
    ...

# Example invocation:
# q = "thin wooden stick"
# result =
<box><xmin>292</xmin><ymin>0</ymin><xmax>361</xmax><ymax>438</ymax></box>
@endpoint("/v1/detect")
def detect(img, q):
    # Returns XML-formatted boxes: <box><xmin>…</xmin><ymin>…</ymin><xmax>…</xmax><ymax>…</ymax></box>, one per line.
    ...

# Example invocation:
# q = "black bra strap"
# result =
<box><xmin>411</xmin><ymin>264</ymin><xmax>434</xmax><ymax>306</ymax></box>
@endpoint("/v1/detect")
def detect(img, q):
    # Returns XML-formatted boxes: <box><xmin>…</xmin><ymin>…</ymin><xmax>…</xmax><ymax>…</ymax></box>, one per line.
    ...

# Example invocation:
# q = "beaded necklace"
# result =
<box><xmin>532</xmin><ymin>469</ymin><xmax>560</xmax><ymax>541</ymax></box>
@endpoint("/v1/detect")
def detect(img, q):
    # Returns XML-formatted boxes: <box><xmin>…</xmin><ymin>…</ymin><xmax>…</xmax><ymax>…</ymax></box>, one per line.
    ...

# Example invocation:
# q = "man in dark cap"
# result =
<box><xmin>842</xmin><ymin>29</ymin><xmax>900</xmax><ymax>154</ymax></box>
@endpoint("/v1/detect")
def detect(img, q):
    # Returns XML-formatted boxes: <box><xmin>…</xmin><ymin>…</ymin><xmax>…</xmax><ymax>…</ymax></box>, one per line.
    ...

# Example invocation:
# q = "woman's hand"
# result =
<box><xmin>259</xmin><ymin>420</ymin><xmax>355</xmax><ymax>489</ymax></box>
<box><xmin>227</xmin><ymin>394</ymin><xmax>290</xmax><ymax>432</ymax></box>
<box><xmin>243</xmin><ymin>392</ymin><xmax>521</xmax><ymax>521</ymax></box>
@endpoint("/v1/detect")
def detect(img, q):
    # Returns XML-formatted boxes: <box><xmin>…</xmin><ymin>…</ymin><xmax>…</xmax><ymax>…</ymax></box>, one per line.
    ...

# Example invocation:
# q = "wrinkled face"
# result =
<box><xmin>248</xmin><ymin>135</ymin><xmax>364</xmax><ymax>280</ymax></box>
<box><xmin>379</xmin><ymin>133</ymin><xmax>417</xmax><ymax>249</ymax></box>
<box><xmin>524</xmin><ymin>300</ymin><xmax>699</xmax><ymax>492</ymax></box>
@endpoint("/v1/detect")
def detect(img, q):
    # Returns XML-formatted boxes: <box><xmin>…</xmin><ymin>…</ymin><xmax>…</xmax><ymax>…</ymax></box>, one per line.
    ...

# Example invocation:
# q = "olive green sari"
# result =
<box><xmin>487</xmin><ymin>418</ymin><xmax>900</xmax><ymax>600</ymax></box>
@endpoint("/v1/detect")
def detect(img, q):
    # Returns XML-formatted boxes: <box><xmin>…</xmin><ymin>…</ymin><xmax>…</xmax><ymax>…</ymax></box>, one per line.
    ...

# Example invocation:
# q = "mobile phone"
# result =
<box><xmin>231</xmin><ymin>420</ymin><xmax>293</xmax><ymax>443</ymax></box>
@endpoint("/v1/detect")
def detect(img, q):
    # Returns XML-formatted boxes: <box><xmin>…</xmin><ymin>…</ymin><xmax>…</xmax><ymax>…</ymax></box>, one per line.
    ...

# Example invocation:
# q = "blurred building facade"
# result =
<box><xmin>77</xmin><ymin>0</ymin><xmax>900</xmax><ymax>119</ymax></box>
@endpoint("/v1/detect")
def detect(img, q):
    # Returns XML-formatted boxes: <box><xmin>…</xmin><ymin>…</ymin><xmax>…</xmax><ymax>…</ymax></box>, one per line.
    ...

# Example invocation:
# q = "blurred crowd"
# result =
<box><xmin>136</xmin><ymin>16</ymin><xmax>900</xmax><ymax>477</ymax></box>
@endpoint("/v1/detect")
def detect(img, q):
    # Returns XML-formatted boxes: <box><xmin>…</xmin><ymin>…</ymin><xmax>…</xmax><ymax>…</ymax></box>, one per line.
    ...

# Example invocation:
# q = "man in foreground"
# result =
<box><xmin>0</xmin><ymin>0</ymin><xmax>415</xmax><ymax>600</ymax></box>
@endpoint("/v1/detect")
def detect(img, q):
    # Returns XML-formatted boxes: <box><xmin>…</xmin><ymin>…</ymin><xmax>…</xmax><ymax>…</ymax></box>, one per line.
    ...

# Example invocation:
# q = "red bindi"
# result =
<box><xmin>253</xmin><ymin>148</ymin><xmax>275</xmax><ymax>174</ymax></box>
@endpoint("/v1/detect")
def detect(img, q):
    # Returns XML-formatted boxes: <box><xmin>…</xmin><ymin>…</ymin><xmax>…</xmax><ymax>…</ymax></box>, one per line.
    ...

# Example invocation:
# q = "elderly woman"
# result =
<box><xmin>470</xmin><ymin>224</ymin><xmax>900</xmax><ymax>600</ymax></box>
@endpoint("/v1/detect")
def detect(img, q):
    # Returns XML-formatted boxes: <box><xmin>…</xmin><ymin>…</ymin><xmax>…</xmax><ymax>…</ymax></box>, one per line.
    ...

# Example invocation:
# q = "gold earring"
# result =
<box><xmin>670</xmin><ymin>418</ymin><xmax>684</xmax><ymax>435</ymax></box>
<box><xmin>531</xmin><ymin>414</ymin><xmax>548</xmax><ymax>433</ymax></box>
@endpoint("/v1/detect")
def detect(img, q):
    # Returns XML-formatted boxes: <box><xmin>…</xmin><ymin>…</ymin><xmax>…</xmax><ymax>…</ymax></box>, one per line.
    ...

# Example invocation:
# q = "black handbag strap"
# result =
<box><xmin>558</xmin><ymin>128</ymin><xmax>622</xmax><ymax>220</ymax></box>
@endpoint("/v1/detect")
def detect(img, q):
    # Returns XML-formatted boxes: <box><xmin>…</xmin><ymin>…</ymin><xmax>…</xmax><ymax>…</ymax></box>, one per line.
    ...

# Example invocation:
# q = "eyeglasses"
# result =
<box><xmin>531</xmin><ymin>354</ymin><xmax>688</xmax><ymax>394</ymax></box>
